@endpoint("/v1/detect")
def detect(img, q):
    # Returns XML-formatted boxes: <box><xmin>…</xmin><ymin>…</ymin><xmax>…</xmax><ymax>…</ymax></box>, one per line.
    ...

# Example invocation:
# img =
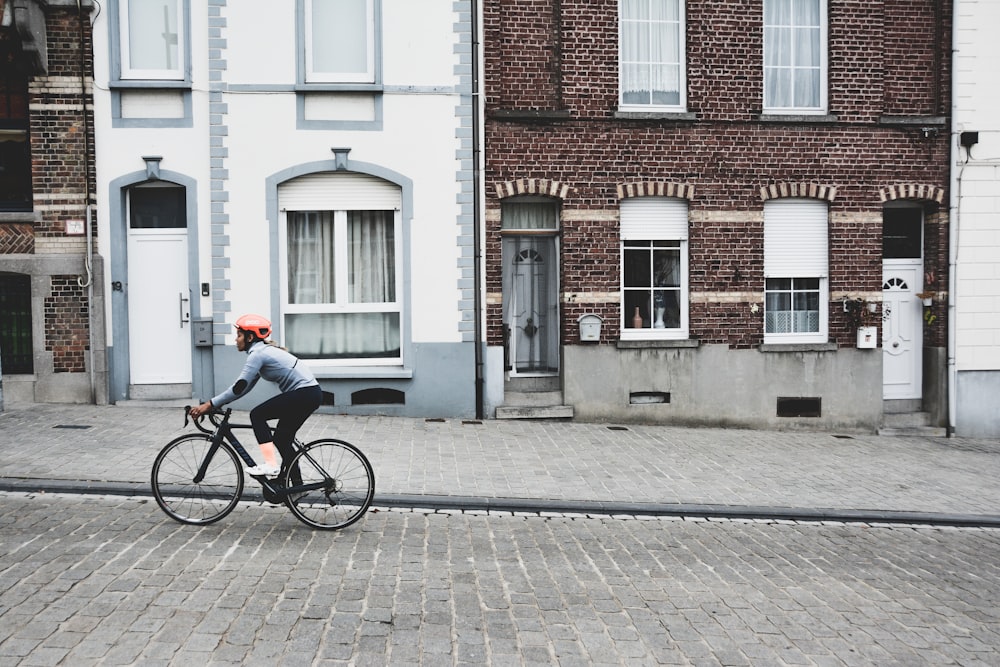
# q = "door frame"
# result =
<box><xmin>502</xmin><ymin>233</ymin><xmax>560</xmax><ymax>376</ymax></box>
<box><xmin>881</xmin><ymin>203</ymin><xmax>925</xmax><ymax>402</ymax></box>
<box><xmin>107</xmin><ymin>168</ymin><xmax>202</xmax><ymax>402</ymax></box>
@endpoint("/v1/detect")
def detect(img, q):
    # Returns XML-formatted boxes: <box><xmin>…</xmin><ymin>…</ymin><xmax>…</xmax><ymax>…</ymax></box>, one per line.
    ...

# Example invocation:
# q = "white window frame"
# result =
<box><xmin>619</xmin><ymin>0</ymin><xmax>687</xmax><ymax>112</ymax></box>
<box><xmin>279</xmin><ymin>208</ymin><xmax>402</xmax><ymax>367</ymax></box>
<box><xmin>118</xmin><ymin>0</ymin><xmax>186</xmax><ymax>81</ymax></box>
<box><xmin>763</xmin><ymin>0</ymin><xmax>827</xmax><ymax>114</ymax></box>
<box><xmin>763</xmin><ymin>198</ymin><xmax>829</xmax><ymax>343</ymax></box>
<box><xmin>620</xmin><ymin>197</ymin><xmax>689</xmax><ymax>340</ymax></box>
<box><xmin>304</xmin><ymin>0</ymin><xmax>376</xmax><ymax>84</ymax></box>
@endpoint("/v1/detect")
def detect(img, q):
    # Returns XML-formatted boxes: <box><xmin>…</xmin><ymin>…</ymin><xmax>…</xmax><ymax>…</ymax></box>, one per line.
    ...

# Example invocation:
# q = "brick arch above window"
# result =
<box><xmin>617</xmin><ymin>182</ymin><xmax>694</xmax><ymax>200</ymax></box>
<box><xmin>759</xmin><ymin>183</ymin><xmax>838</xmax><ymax>202</ymax></box>
<box><xmin>495</xmin><ymin>179</ymin><xmax>571</xmax><ymax>200</ymax></box>
<box><xmin>879</xmin><ymin>184</ymin><xmax>945</xmax><ymax>205</ymax></box>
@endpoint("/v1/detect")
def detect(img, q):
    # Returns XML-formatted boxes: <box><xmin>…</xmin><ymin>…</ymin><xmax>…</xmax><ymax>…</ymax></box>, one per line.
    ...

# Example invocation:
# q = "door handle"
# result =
<box><xmin>179</xmin><ymin>292</ymin><xmax>190</xmax><ymax>327</ymax></box>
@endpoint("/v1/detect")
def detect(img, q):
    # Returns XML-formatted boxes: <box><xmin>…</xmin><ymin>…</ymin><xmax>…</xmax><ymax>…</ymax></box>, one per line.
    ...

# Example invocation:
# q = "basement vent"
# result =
<box><xmin>630</xmin><ymin>391</ymin><xmax>670</xmax><ymax>405</ymax></box>
<box><xmin>776</xmin><ymin>397</ymin><xmax>821</xmax><ymax>418</ymax></box>
<box><xmin>321</xmin><ymin>391</ymin><xmax>335</xmax><ymax>407</ymax></box>
<box><xmin>352</xmin><ymin>388</ymin><xmax>405</xmax><ymax>405</ymax></box>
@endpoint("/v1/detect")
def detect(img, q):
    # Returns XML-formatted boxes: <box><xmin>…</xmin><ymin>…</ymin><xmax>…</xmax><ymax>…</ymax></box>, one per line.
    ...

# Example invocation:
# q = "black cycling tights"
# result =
<box><xmin>250</xmin><ymin>385</ymin><xmax>323</xmax><ymax>464</ymax></box>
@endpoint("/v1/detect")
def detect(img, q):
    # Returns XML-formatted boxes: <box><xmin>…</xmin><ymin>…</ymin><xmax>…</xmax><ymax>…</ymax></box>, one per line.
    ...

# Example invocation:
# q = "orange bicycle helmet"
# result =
<box><xmin>234</xmin><ymin>313</ymin><xmax>271</xmax><ymax>340</ymax></box>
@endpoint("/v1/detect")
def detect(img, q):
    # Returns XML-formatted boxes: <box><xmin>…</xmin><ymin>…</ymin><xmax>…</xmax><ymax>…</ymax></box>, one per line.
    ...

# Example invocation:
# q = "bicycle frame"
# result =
<box><xmin>188</xmin><ymin>409</ymin><xmax>333</xmax><ymax>501</ymax></box>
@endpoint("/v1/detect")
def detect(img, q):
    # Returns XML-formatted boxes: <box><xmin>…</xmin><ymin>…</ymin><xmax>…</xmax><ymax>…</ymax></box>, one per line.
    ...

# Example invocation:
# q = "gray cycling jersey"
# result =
<box><xmin>211</xmin><ymin>341</ymin><xmax>318</xmax><ymax>407</ymax></box>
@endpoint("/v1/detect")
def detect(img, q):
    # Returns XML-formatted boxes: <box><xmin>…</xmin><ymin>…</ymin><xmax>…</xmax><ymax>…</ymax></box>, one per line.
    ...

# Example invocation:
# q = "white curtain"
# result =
<box><xmin>311</xmin><ymin>0</ymin><xmax>368</xmax><ymax>75</ymax></box>
<box><xmin>621</xmin><ymin>0</ymin><xmax>681</xmax><ymax>106</ymax></box>
<box><xmin>349</xmin><ymin>210</ymin><xmax>395</xmax><ymax>303</ymax></box>
<box><xmin>764</xmin><ymin>0</ymin><xmax>821</xmax><ymax>108</ymax></box>
<box><xmin>288</xmin><ymin>211</ymin><xmax>335</xmax><ymax>304</ymax></box>
<box><xmin>127</xmin><ymin>0</ymin><xmax>180</xmax><ymax>71</ymax></box>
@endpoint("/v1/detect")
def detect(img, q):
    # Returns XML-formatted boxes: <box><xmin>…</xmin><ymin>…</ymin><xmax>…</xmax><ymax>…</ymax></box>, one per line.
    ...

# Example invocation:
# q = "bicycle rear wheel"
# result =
<box><xmin>151</xmin><ymin>434</ymin><xmax>244</xmax><ymax>525</ymax></box>
<box><xmin>284</xmin><ymin>439</ymin><xmax>374</xmax><ymax>530</ymax></box>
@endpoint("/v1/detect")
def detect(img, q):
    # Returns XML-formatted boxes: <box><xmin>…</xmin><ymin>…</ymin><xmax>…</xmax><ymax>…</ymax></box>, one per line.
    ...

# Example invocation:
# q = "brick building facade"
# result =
<box><xmin>482</xmin><ymin>0</ymin><xmax>951</xmax><ymax>431</ymax></box>
<box><xmin>0</xmin><ymin>0</ymin><xmax>104</xmax><ymax>406</ymax></box>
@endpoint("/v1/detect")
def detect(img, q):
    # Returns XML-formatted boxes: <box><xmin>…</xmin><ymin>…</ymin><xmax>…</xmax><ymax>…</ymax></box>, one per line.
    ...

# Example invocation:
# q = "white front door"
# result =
<box><xmin>127</xmin><ymin>229</ymin><xmax>191</xmax><ymax>384</ymax></box>
<box><xmin>882</xmin><ymin>261</ymin><xmax>922</xmax><ymax>399</ymax></box>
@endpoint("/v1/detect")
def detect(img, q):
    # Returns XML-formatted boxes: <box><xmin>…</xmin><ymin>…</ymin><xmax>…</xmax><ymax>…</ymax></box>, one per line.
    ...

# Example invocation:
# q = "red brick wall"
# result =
<box><xmin>45</xmin><ymin>275</ymin><xmax>89</xmax><ymax>373</ymax></box>
<box><xmin>484</xmin><ymin>0</ymin><xmax>951</xmax><ymax>350</ymax></box>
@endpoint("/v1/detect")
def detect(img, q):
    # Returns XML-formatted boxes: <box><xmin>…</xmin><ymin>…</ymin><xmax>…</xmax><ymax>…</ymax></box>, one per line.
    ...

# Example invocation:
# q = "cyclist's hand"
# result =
<box><xmin>189</xmin><ymin>401</ymin><xmax>213</xmax><ymax>419</ymax></box>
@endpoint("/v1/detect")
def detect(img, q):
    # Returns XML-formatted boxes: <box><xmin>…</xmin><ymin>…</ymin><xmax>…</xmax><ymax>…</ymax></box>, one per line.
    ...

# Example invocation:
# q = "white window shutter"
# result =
<box><xmin>621</xmin><ymin>198</ymin><xmax>688</xmax><ymax>240</ymax></box>
<box><xmin>764</xmin><ymin>199</ymin><xmax>828</xmax><ymax>277</ymax></box>
<box><xmin>279</xmin><ymin>173</ymin><xmax>401</xmax><ymax>211</ymax></box>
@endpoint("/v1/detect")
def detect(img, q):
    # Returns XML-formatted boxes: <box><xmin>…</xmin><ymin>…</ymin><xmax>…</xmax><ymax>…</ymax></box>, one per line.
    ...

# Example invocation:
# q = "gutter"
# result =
<box><xmin>471</xmin><ymin>0</ymin><xmax>485</xmax><ymax>419</ymax></box>
<box><xmin>947</xmin><ymin>0</ymin><xmax>959</xmax><ymax>436</ymax></box>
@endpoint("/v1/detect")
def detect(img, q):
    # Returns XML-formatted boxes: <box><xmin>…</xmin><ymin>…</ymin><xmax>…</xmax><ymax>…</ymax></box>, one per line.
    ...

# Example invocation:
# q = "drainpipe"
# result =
<box><xmin>947</xmin><ymin>0</ymin><xmax>959</xmax><ymax>436</ymax></box>
<box><xmin>75</xmin><ymin>0</ymin><xmax>96</xmax><ymax>403</ymax></box>
<box><xmin>471</xmin><ymin>0</ymin><xmax>485</xmax><ymax>418</ymax></box>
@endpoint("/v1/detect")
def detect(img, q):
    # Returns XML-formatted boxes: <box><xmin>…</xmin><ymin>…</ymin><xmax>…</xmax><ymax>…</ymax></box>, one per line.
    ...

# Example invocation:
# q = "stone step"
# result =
<box><xmin>878</xmin><ymin>411</ymin><xmax>946</xmax><ymax>437</ymax></box>
<box><xmin>502</xmin><ymin>390</ymin><xmax>564</xmax><ymax>407</ymax></box>
<box><xmin>495</xmin><ymin>404</ymin><xmax>574</xmax><ymax>420</ymax></box>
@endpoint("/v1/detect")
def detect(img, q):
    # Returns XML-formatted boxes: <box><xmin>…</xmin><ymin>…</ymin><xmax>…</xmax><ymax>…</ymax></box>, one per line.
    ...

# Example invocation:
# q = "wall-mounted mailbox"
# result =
<box><xmin>193</xmin><ymin>319</ymin><xmax>213</xmax><ymax>347</ymax></box>
<box><xmin>577</xmin><ymin>314</ymin><xmax>603</xmax><ymax>342</ymax></box>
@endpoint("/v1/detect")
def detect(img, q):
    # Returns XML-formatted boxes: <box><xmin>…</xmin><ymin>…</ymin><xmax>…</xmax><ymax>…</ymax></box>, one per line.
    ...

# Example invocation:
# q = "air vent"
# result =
<box><xmin>629</xmin><ymin>391</ymin><xmax>670</xmax><ymax>405</ymax></box>
<box><xmin>776</xmin><ymin>397</ymin><xmax>821</xmax><ymax>418</ymax></box>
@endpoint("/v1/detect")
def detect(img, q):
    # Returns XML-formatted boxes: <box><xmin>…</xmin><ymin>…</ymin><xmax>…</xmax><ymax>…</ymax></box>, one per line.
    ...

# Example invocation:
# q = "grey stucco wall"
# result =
<box><xmin>209</xmin><ymin>341</ymin><xmax>478</xmax><ymax>419</ymax></box>
<box><xmin>955</xmin><ymin>370</ymin><xmax>1000</xmax><ymax>438</ymax></box>
<box><xmin>563</xmin><ymin>343</ymin><xmax>884</xmax><ymax>432</ymax></box>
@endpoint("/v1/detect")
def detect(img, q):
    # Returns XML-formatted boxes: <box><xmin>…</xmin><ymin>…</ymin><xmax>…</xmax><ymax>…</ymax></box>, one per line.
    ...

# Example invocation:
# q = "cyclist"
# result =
<box><xmin>189</xmin><ymin>314</ymin><xmax>322</xmax><ymax>478</ymax></box>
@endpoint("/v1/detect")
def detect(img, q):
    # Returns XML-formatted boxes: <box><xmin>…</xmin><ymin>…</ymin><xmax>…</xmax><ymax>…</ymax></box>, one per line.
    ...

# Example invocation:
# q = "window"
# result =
<box><xmin>619</xmin><ymin>0</ymin><xmax>686</xmax><ymax>110</ymax></box>
<box><xmin>763</xmin><ymin>0</ymin><xmax>826</xmax><ymax>112</ymax></box>
<box><xmin>282</xmin><ymin>209</ymin><xmax>400</xmax><ymax>362</ymax></box>
<box><xmin>118</xmin><ymin>0</ymin><xmax>186</xmax><ymax>80</ymax></box>
<box><xmin>0</xmin><ymin>25</ymin><xmax>31</xmax><ymax>211</ymax></box>
<box><xmin>764</xmin><ymin>199</ymin><xmax>828</xmax><ymax>343</ymax></box>
<box><xmin>0</xmin><ymin>273</ymin><xmax>33</xmax><ymax>374</ymax></box>
<box><xmin>620</xmin><ymin>198</ymin><xmax>689</xmax><ymax>338</ymax></box>
<box><xmin>305</xmin><ymin>0</ymin><xmax>376</xmax><ymax>84</ymax></box>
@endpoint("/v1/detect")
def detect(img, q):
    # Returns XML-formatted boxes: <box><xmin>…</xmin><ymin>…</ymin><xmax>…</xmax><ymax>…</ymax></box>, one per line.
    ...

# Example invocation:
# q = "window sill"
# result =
<box><xmin>490</xmin><ymin>109</ymin><xmax>572</xmax><ymax>122</ymax></box>
<box><xmin>0</xmin><ymin>211</ymin><xmax>38</xmax><ymax>222</ymax></box>
<box><xmin>295</xmin><ymin>83</ymin><xmax>383</xmax><ymax>93</ymax></box>
<box><xmin>614</xmin><ymin>111</ymin><xmax>697</xmax><ymax>121</ymax></box>
<box><xmin>878</xmin><ymin>115</ymin><xmax>947</xmax><ymax>128</ymax></box>
<box><xmin>759</xmin><ymin>342</ymin><xmax>837</xmax><ymax>353</ymax></box>
<box><xmin>110</xmin><ymin>79</ymin><xmax>191</xmax><ymax>90</ymax></box>
<box><xmin>617</xmin><ymin>338</ymin><xmax>699</xmax><ymax>350</ymax></box>
<box><xmin>757</xmin><ymin>113</ymin><xmax>838</xmax><ymax>124</ymax></box>
<box><xmin>309</xmin><ymin>366</ymin><xmax>413</xmax><ymax>380</ymax></box>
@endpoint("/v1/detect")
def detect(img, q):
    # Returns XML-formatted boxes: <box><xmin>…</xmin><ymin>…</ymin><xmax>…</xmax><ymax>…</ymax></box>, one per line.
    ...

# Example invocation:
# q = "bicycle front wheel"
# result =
<box><xmin>151</xmin><ymin>434</ymin><xmax>244</xmax><ymax>525</ymax></box>
<box><xmin>284</xmin><ymin>439</ymin><xmax>374</xmax><ymax>530</ymax></box>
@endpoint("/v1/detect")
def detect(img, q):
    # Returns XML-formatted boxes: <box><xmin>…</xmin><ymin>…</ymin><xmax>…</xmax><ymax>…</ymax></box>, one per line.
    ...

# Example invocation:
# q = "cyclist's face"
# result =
<box><xmin>236</xmin><ymin>330</ymin><xmax>247</xmax><ymax>351</ymax></box>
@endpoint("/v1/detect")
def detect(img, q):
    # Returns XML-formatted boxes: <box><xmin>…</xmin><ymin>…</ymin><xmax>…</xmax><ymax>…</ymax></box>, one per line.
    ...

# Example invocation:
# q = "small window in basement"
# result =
<box><xmin>352</xmin><ymin>387</ymin><xmax>404</xmax><ymax>405</ymax></box>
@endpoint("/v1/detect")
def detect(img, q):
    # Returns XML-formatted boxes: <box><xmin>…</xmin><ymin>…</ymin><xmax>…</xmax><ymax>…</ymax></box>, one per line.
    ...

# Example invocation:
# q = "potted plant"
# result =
<box><xmin>844</xmin><ymin>298</ymin><xmax>879</xmax><ymax>348</ymax></box>
<box><xmin>916</xmin><ymin>291</ymin><xmax>935</xmax><ymax>307</ymax></box>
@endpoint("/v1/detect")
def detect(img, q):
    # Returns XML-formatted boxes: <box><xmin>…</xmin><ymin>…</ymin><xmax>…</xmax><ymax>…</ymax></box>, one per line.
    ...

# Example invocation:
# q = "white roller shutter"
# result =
<box><xmin>621</xmin><ymin>198</ymin><xmax>688</xmax><ymax>240</ymax></box>
<box><xmin>278</xmin><ymin>172</ymin><xmax>401</xmax><ymax>211</ymax></box>
<box><xmin>764</xmin><ymin>199</ymin><xmax>828</xmax><ymax>277</ymax></box>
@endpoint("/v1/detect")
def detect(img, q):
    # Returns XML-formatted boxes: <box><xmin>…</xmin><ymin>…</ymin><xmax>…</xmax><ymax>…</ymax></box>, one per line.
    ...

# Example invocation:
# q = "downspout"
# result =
<box><xmin>75</xmin><ymin>0</ymin><xmax>96</xmax><ymax>403</ymax></box>
<box><xmin>947</xmin><ymin>0</ymin><xmax>960</xmax><ymax>436</ymax></box>
<box><xmin>471</xmin><ymin>0</ymin><xmax>485</xmax><ymax>418</ymax></box>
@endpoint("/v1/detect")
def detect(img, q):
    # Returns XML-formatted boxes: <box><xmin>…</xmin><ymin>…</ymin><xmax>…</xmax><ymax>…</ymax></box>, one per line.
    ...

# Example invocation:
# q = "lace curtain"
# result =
<box><xmin>764</xmin><ymin>0</ymin><xmax>821</xmax><ymax>108</ymax></box>
<box><xmin>620</xmin><ymin>0</ymin><xmax>681</xmax><ymax>106</ymax></box>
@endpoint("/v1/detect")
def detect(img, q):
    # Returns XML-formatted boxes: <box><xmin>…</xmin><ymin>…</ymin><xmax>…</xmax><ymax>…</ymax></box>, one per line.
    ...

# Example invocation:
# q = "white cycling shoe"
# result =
<box><xmin>246</xmin><ymin>458</ymin><xmax>282</xmax><ymax>478</ymax></box>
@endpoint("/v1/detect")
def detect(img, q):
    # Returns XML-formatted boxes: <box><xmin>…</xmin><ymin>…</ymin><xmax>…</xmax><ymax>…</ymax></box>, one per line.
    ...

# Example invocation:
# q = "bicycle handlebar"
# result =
<box><xmin>183</xmin><ymin>406</ymin><xmax>231</xmax><ymax>434</ymax></box>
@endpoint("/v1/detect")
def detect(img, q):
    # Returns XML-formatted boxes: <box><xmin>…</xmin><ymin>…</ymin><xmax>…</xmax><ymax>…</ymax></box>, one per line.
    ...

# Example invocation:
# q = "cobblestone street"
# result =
<box><xmin>2</xmin><ymin>492</ymin><xmax>999</xmax><ymax>665</ymax></box>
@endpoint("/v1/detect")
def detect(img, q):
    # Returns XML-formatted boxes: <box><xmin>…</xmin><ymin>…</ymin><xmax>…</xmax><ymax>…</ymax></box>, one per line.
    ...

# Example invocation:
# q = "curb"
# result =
<box><xmin>3</xmin><ymin>477</ymin><xmax>1000</xmax><ymax>528</ymax></box>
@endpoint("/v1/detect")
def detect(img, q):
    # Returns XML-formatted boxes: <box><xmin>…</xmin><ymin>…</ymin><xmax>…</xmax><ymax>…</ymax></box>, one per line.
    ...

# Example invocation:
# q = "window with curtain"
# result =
<box><xmin>620</xmin><ymin>198</ymin><xmax>689</xmax><ymax>338</ymax></box>
<box><xmin>119</xmin><ymin>0</ymin><xmax>185</xmax><ymax>80</ymax></box>
<box><xmin>619</xmin><ymin>0</ymin><xmax>685</xmax><ymax>109</ymax></box>
<box><xmin>284</xmin><ymin>209</ymin><xmax>400</xmax><ymax>361</ymax></box>
<box><xmin>763</xmin><ymin>0</ymin><xmax>826</xmax><ymax>112</ymax></box>
<box><xmin>305</xmin><ymin>0</ymin><xmax>376</xmax><ymax>84</ymax></box>
<box><xmin>763</xmin><ymin>198</ymin><xmax>829</xmax><ymax>343</ymax></box>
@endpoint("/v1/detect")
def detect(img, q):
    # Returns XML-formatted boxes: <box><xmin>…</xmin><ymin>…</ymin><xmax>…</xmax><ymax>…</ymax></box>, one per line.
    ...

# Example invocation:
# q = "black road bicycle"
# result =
<box><xmin>151</xmin><ymin>408</ymin><xmax>374</xmax><ymax>530</ymax></box>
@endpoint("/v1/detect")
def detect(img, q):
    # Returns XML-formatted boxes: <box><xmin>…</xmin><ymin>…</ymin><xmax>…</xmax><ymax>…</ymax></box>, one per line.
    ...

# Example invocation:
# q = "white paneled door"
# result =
<box><xmin>127</xmin><ymin>229</ymin><xmax>191</xmax><ymax>385</ymax></box>
<box><xmin>882</xmin><ymin>261</ymin><xmax>922</xmax><ymax>399</ymax></box>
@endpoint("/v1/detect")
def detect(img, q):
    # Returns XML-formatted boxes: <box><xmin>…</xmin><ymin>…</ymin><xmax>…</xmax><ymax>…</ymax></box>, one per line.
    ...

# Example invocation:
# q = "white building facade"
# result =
<box><xmin>951</xmin><ymin>0</ymin><xmax>1000</xmax><ymax>437</ymax></box>
<box><xmin>92</xmin><ymin>0</ymin><xmax>481</xmax><ymax>417</ymax></box>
